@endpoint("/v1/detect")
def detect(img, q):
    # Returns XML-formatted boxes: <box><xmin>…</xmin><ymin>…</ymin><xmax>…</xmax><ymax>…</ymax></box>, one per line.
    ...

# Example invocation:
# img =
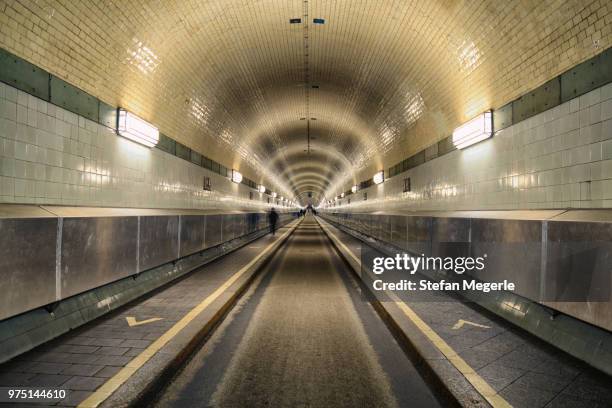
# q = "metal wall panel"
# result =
<box><xmin>223</xmin><ymin>214</ymin><xmax>237</xmax><ymax>241</ymax></box>
<box><xmin>61</xmin><ymin>217</ymin><xmax>138</xmax><ymax>298</ymax></box>
<box><xmin>437</xmin><ymin>136</ymin><xmax>456</xmax><ymax>156</ymax></box>
<box><xmin>406</xmin><ymin>216</ymin><xmax>432</xmax><ymax>255</ymax></box>
<box><xmin>512</xmin><ymin>77</ymin><xmax>560</xmax><ymax>123</ymax></box>
<box><xmin>431</xmin><ymin>217</ymin><xmax>470</xmax><ymax>258</ymax></box>
<box><xmin>98</xmin><ymin>102</ymin><xmax>117</xmax><ymax>129</ymax></box>
<box><xmin>0</xmin><ymin>210</ymin><xmax>295</xmax><ymax>321</ymax></box>
<box><xmin>204</xmin><ymin>214</ymin><xmax>223</xmax><ymax>248</ymax></box>
<box><xmin>493</xmin><ymin>103</ymin><xmax>513</xmax><ymax>130</ymax></box>
<box><xmin>390</xmin><ymin>215</ymin><xmax>407</xmax><ymax>250</ymax></box>
<box><xmin>561</xmin><ymin>47</ymin><xmax>612</xmax><ymax>102</ymax></box>
<box><xmin>545</xmin><ymin>221</ymin><xmax>611</xmax><ymax>303</ymax></box>
<box><xmin>49</xmin><ymin>76</ymin><xmax>99</xmax><ymax>122</ymax></box>
<box><xmin>234</xmin><ymin>214</ymin><xmax>246</xmax><ymax>238</ymax></box>
<box><xmin>356</xmin><ymin>213</ymin><xmax>370</xmax><ymax>237</ymax></box>
<box><xmin>0</xmin><ymin>49</ymin><xmax>50</xmax><ymax>101</ymax></box>
<box><xmin>468</xmin><ymin>219</ymin><xmax>541</xmax><ymax>299</ymax></box>
<box><xmin>0</xmin><ymin>218</ymin><xmax>57</xmax><ymax>320</ymax></box>
<box><xmin>175</xmin><ymin>142</ymin><xmax>190</xmax><ymax>161</ymax></box>
<box><xmin>139</xmin><ymin>216</ymin><xmax>179</xmax><ymax>272</ymax></box>
<box><xmin>258</xmin><ymin>213</ymin><xmax>268</xmax><ymax>230</ymax></box>
<box><xmin>378</xmin><ymin>215</ymin><xmax>391</xmax><ymax>242</ymax></box>
<box><xmin>179</xmin><ymin>215</ymin><xmax>206</xmax><ymax>257</ymax></box>
<box><xmin>324</xmin><ymin>210</ymin><xmax>612</xmax><ymax>330</ymax></box>
<box><xmin>249</xmin><ymin>213</ymin><xmax>259</xmax><ymax>232</ymax></box>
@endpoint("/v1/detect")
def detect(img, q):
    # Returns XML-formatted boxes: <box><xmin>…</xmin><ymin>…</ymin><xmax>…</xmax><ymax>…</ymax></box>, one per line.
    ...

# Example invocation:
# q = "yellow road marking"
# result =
<box><xmin>318</xmin><ymin>220</ymin><xmax>512</xmax><ymax>408</ymax></box>
<box><xmin>125</xmin><ymin>316</ymin><xmax>163</xmax><ymax>327</ymax></box>
<box><xmin>78</xmin><ymin>221</ymin><xmax>299</xmax><ymax>408</ymax></box>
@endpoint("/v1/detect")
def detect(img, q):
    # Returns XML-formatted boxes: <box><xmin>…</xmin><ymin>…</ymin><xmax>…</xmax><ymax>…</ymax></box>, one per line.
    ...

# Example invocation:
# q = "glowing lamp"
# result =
<box><xmin>116</xmin><ymin>108</ymin><xmax>159</xmax><ymax>147</ymax></box>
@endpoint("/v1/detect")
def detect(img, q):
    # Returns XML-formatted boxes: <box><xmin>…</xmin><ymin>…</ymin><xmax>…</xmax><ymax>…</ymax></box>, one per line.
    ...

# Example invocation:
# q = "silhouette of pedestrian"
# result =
<box><xmin>269</xmin><ymin>207</ymin><xmax>279</xmax><ymax>235</ymax></box>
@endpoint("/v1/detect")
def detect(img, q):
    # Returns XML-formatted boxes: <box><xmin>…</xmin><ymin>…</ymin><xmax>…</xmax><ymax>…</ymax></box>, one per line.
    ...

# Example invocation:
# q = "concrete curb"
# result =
<box><xmin>316</xmin><ymin>217</ymin><xmax>491</xmax><ymax>408</ymax></box>
<box><xmin>100</xmin><ymin>219</ymin><xmax>301</xmax><ymax>407</ymax></box>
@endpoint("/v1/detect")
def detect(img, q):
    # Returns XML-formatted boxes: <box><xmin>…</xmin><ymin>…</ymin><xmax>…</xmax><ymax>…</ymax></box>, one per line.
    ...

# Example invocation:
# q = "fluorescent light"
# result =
<box><xmin>351</xmin><ymin>185</ymin><xmax>357</xmax><ymax>193</ymax></box>
<box><xmin>271</xmin><ymin>192</ymin><xmax>277</xmax><ymax>198</ymax></box>
<box><xmin>116</xmin><ymin>108</ymin><xmax>159</xmax><ymax>147</ymax></box>
<box><xmin>258</xmin><ymin>185</ymin><xmax>266</xmax><ymax>193</ymax></box>
<box><xmin>231</xmin><ymin>170</ymin><xmax>243</xmax><ymax>183</ymax></box>
<box><xmin>452</xmin><ymin>111</ymin><xmax>492</xmax><ymax>149</ymax></box>
<box><xmin>373</xmin><ymin>171</ymin><xmax>384</xmax><ymax>184</ymax></box>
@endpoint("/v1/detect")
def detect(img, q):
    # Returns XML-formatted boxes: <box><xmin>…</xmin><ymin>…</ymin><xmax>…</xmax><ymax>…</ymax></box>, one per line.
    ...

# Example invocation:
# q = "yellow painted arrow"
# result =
<box><xmin>452</xmin><ymin>319</ymin><xmax>491</xmax><ymax>330</ymax></box>
<box><xmin>125</xmin><ymin>316</ymin><xmax>163</xmax><ymax>327</ymax></box>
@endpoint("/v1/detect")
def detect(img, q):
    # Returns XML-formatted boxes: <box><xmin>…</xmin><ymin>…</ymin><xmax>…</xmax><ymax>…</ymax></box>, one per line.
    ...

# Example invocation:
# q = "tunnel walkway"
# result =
<box><xmin>318</xmin><ymin>217</ymin><xmax>612</xmax><ymax>408</ymax></box>
<box><xmin>154</xmin><ymin>215</ymin><xmax>441</xmax><ymax>407</ymax></box>
<box><xmin>0</xmin><ymin>221</ymin><xmax>299</xmax><ymax>407</ymax></box>
<box><xmin>0</xmin><ymin>215</ymin><xmax>610</xmax><ymax>407</ymax></box>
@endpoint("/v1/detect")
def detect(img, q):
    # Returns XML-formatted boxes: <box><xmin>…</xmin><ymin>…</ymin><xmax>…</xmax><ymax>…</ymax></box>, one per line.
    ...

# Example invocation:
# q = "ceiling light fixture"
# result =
<box><xmin>452</xmin><ymin>111</ymin><xmax>493</xmax><ymax>149</ymax></box>
<box><xmin>116</xmin><ymin>108</ymin><xmax>159</xmax><ymax>147</ymax></box>
<box><xmin>231</xmin><ymin>170</ymin><xmax>243</xmax><ymax>184</ymax></box>
<box><xmin>373</xmin><ymin>171</ymin><xmax>384</xmax><ymax>185</ymax></box>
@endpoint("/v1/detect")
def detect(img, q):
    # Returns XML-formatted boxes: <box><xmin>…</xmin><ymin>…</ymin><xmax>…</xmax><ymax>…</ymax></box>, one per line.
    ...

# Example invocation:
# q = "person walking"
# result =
<box><xmin>269</xmin><ymin>207</ymin><xmax>279</xmax><ymax>235</ymax></box>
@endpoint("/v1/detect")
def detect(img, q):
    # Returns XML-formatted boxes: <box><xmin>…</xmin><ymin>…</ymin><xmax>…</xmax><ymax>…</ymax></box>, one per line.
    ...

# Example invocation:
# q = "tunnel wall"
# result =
<box><xmin>0</xmin><ymin>81</ymin><xmax>292</xmax><ymax>210</ymax></box>
<box><xmin>336</xmin><ymin>81</ymin><xmax>612</xmax><ymax>212</ymax></box>
<box><xmin>320</xmin><ymin>210</ymin><xmax>612</xmax><ymax>333</ymax></box>
<box><xmin>0</xmin><ymin>205</ymin><xmax>296</xmax><ymax>321</ymax></box>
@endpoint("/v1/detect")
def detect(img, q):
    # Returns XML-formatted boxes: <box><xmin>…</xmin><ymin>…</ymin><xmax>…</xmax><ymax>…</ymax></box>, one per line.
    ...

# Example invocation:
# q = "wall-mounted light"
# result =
<box><xmin>231</xmin><ymin>169</ymin><xmax>243</xmax><ymax>184</ymax></box>
<box><xmin>258</xmin><ymin>185</ymin><xmax>266</xmax><ymax>193</ymax></box>
<box><xmin>340</xmin><ymin>192</ymin><xmax>345</xmax><ymax>198</ymax></box>
<box><xmin>452</xmin><ymin>110</ymin><xmax>492</xmax><ymax>149</ymax></box>
<box><xmin>373</xmin><ymin>171</ymin><xmax>384</xmax><ymax>185</ymax></box>
<box><xmin>116</xmin><ymin>108</ymin><xmax>159</xmax><ymax>147</ymax></box>
<box><xmin>351</xmin><ymin>185</ymin><xmax>358</xmax><ymax>193</ymax></box>
<box><xmin>271</xmin><ymin>192</ymin><xmax>277</xmax><ymax>198</ymax></box>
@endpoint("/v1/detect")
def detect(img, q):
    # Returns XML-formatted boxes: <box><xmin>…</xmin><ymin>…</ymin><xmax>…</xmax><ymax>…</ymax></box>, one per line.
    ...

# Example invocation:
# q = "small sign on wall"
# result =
<box><xmin>404</xmin><ymin>177</ymin><xmax>411</xmax><ymax>192</ymax></box>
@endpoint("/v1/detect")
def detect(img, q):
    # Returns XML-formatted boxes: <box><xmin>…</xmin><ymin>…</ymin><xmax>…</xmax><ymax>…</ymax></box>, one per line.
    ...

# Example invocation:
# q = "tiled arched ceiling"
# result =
<box><xmin>1</xmin><ymin>0</ymin><xmax>610</xmax><ymax>204</ymax></box>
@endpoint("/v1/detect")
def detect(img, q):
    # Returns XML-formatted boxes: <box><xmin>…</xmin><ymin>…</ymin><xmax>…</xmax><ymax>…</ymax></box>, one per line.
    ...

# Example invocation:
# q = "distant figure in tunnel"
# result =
<box><xmin>269</xmin><ymin>207</ymin><xmax>279</xmax><ymax>235</ymax></box>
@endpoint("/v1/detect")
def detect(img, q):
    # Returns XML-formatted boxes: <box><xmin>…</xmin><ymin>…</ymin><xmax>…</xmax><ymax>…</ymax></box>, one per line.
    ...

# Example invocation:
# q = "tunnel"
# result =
<box><xmin>0</xmin><ymin>1</ymin><xmax>612</xmax><ymax>407</ymax></box>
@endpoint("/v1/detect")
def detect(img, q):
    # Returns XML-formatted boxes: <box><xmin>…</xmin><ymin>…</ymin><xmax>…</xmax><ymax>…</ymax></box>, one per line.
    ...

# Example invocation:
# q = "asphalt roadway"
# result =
<box><xmin>154</xmin><ymin>216</ymin><xmax>442</xmax><ymax>407</ymax></box>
